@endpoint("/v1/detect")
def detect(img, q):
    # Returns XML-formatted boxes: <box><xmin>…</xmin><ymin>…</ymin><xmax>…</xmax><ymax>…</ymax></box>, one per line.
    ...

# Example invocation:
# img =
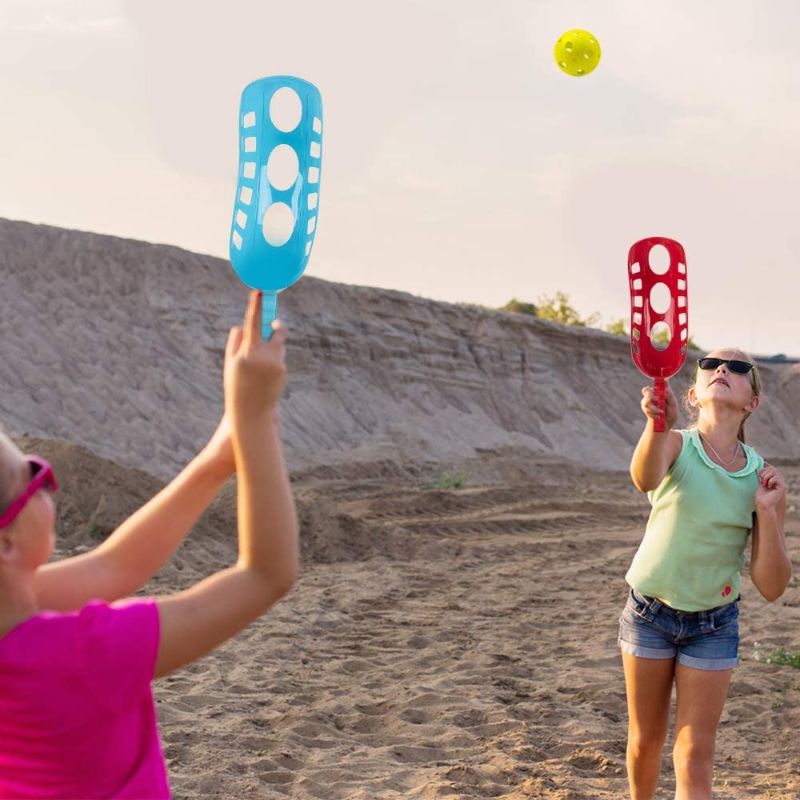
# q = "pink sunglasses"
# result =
<box><xmin>0</xmin><ymin>457</ymin><xmax>59</xmax><ymax>530</ymax></box>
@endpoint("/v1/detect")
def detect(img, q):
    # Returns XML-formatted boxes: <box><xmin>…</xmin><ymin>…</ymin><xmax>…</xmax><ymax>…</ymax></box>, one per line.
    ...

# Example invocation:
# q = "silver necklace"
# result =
<box><xmin>698</xmin><ymin>432</ymin><xmax>741</xmax><ymax>466</ymax></box>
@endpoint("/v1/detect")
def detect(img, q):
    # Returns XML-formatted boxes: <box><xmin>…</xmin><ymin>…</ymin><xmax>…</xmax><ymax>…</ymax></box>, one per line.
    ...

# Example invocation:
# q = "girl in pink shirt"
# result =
<box><xmin>0</xmin><ymin>291</ymin><xmax>298</xmax><ymax>799</ymax></box>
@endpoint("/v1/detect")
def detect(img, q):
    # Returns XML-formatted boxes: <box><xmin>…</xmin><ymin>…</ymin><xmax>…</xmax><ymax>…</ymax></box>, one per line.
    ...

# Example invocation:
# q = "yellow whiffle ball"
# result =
<box><xmin>554</xmin><ymin>29</ymin><xmax>601</xmax><ymax>77</ymax></box>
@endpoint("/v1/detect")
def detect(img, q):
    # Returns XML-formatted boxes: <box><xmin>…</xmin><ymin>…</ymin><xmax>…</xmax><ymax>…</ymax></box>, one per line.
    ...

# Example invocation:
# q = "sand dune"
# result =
<box><xmin>1</xmin><ymin>217</ymin><xmax>799</xmax><ymax>484</ymax></box>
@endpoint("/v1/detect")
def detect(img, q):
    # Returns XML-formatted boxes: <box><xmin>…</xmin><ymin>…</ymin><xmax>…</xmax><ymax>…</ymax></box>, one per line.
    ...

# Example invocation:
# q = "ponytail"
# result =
<box><xmin>737</xmin><ymin>419</ymin><xmax>747</xmax><ymax>444</ymax></box>
<box><xmin>0</xmin><ymin>432</ymin><xmax>17</xmax><ymax>512</ymax></box>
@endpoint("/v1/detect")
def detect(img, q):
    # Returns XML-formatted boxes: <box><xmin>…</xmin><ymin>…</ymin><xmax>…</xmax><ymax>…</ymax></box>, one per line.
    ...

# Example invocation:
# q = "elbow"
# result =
<box><xmin>274</xmin><ymin>543</ymin><xmax>300</xmax><ymax>596</ymax></box>
<box><xmin>244</xmin><ymin>568</ymin><xmax>297</xmax><ymax>616</ymax></box>
<box><xmin>237</xmin><ymin>553</ymin><xmax>299</xmax><ymax>609</ymax></box>
<box><xmin>256</xmin><ymin>557</ymin><xmax>298</xmax><ymax>603</ymax></box>
<box><xmin>279</xmin><ymin>532</ymin><xmax>301</xmax><ymax>596</ymax></box>
<box><xmin>758</xmin><ymin>575</ymin><xmax>791</xmax><ymax>603</ymax></box>
<box><xmin>274</xmin><ymin>558</ymin><xmax>299</xmax><ymax>599</ymax></box>
<box><xmin>629</xmin><ymin>473</ymin><xmax>653</xmax><ymax>494</ymax></box>
<box><xmin>760</xmin><ymin>588</ymin><xmax>785</xmax><ymax>603</ymax></box>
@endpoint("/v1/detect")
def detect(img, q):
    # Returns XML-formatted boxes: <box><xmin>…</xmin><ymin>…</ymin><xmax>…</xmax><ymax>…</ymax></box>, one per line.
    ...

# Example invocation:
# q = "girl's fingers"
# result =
<box><xmin>226</xmin><ymin>326</ymin><xmax>243</xmax><ymax>358</ymax></box>
<box><xmin>642</xmin><ymin>386</ymin><xmax>673</xmax><ymax>399</ymax></box>
<box><xmin>641</xmin><ymin>386</ymin><xmax>673</xmax><ymax>420</ymax></box>
<box><xmin>269</xmin><ymin>320</ymin><xmax>287</xmax><ymax>342</ymax></box>
<box><xmin>760</xmin><ymin>474</ymin><xmax>784</xmax><ymax>491</ymax></box>
<box><xmin>242</xmin><ymin>290</ymin><xmax>263</xmax><ymax>348</ymax></box>
<box><xmin>264</xmin><ymin>321</ymin><xmax>288</xmax><ymax>356</ymax></box>
<box><xmin>759</xmin><ymin>468</ymin><xmax>783</xmax><ymax>487</ymax></box>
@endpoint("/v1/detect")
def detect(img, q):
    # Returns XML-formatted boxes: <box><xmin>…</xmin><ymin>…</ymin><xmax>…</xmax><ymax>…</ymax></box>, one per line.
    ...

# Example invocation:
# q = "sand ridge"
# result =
<box><xmin>2</xmin><ymin>217</ymin><xmax>799</xmax><ymax>484</ymax></box>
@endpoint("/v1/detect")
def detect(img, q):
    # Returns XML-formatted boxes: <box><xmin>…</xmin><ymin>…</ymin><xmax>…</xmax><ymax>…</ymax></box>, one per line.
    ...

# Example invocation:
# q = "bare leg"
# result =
<box><xmin>672</xmin><ymin>663</ymin><xmax>732</xmax><ymax>800</ymax></box>
<box><xmin>622</xmin><ymin>652</ymin><xmax>676</xmax><ymax>799</ymax></box>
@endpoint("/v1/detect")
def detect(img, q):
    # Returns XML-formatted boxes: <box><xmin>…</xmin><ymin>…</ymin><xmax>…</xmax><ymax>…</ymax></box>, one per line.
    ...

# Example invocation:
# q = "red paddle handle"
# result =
<box><xmin>653</xmin><ymin>377</ymin><xmax>667</xmax><ymax>433</ymax></box>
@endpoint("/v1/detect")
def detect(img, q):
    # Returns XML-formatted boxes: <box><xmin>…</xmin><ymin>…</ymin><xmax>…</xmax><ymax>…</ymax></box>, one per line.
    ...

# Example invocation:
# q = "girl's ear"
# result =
<box><xmin>0</xmin><ymin>531</ymin><xmax>14</xmax><ymax>561</ymax></box>
<box><xmin>746</xmin><ymin>395</ymin><xmax>761</xmax><ymax>414</ymax></box>
<box><xmin>686</xmin><ymin>386</ymin><xmax>699</xmax><ymax>409</ymax></box>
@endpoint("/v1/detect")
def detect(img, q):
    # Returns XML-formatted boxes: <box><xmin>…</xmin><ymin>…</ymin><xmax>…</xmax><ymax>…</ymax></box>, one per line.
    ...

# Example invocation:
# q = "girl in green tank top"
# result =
<box><xmin>619</xmin><ymin>348</ymin><xmax>790</xmax><ymax>800</ymax></box>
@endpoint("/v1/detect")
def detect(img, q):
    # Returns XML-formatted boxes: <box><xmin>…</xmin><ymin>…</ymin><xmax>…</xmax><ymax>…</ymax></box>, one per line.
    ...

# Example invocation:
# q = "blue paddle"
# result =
<box><xmin>229</xmin><ymin>76</ymin><xmax>323</xmax><ymax>339</ymax></box>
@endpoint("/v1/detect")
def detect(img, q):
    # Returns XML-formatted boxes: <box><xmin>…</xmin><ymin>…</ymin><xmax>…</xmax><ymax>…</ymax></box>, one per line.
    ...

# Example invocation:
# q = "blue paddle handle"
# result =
<box><xmin>262</xmin><ymin>292</ymin><xmax>277</xmax><ymax>341</ymax></box>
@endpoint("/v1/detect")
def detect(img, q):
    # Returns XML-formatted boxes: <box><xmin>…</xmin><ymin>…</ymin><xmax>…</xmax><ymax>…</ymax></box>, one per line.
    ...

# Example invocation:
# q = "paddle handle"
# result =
<box><xmin>261</xmin><ymin>292</ymin><xmax>278</xmax><ymax>341</ymax></box>
<box><xmin>653</xmin><ymin>376</ymin><xmax>667</xmax><ymax>433</ymax></box>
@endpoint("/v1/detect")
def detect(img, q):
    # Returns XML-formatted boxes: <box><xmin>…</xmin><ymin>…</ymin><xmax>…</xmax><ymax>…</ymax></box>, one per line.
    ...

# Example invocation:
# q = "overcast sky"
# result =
<box><xmin>1</xmin><ymin>0</ymin><xmax>798</xmax><ymax>355</ymax></box>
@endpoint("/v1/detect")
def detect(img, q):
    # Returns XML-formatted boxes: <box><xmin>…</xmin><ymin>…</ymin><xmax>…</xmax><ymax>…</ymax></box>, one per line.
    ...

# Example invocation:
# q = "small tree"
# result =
<box><xmin>606</xmin><ymin>318</ymin><xmax>628</xmax><ymax>337</ymax></box>
<box><xmin>501</xmin><ymin>298</ymin><xmax>537</xmax><ymax>317</ymax></box>
<box><xmin>502</xmin><ymin>294</ymin><xmax>702</xmax><ymax>348</ymax></box>
<box><xmin>534</xmin><ymin>291</ymin><xmax>599</xmax><ymax>328</ymax></box>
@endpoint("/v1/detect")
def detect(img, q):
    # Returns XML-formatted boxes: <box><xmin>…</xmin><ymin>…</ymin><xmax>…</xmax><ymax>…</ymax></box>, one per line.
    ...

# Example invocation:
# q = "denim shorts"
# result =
<box><xmin>618</xmin><ymin>588</ymin><xmax>740</xmax><ymax>671</ymax></box>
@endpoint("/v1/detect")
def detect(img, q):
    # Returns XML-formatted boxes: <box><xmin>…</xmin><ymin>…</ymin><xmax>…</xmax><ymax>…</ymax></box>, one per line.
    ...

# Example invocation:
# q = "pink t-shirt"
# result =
<box><xmin>0</xmin><ymin>599</ymin><xmax>169</xmax><ymax>799</ymax></box>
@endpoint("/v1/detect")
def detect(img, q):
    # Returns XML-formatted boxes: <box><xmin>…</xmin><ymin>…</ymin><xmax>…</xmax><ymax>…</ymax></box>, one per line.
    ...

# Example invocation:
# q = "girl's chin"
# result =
<box><xmin>698</xmin><ymin>395</ymin><xmax>741</xmax><ymax>410</ymax></box>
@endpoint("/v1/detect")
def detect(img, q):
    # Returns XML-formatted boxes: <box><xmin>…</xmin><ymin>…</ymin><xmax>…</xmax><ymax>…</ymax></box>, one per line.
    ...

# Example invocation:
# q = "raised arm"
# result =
<box><xmin>750</xmin><ymin>464</ymin><xmax>791</xmax><ymax>602</ymax></box>
<box><xmin>154</xmin><ymin>292</ymin><xmax>298</xmax><ymax>678</ymax></box>
<box><xmin>629</xmin><ymin>382</ymin><xmax>682</xmax><ymax>492</ymax></box>
<box><xmin>34</xmin><ymin>416</ymin><xmax>236</xmax><ymax>613</ymax></box>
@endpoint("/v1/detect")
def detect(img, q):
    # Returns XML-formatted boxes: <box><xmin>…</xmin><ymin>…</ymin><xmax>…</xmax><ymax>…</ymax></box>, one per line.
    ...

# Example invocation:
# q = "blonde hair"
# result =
<box><xmin>683</xmin><ymin>348</ymin><xmax>762</xmax><ymax>444</ymax></box>
<box><xmin>0</xmin><ymin>428</ymin><xmax>21</xmax><ymax>512</ymax></box>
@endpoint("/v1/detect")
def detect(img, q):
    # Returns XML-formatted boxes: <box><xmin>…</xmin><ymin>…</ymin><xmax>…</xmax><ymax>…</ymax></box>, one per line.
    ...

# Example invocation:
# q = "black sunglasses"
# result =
<box><xmin>697</xmin><ymin>357</ymin><xmax>754</xmax><ymax>375</ymax></box>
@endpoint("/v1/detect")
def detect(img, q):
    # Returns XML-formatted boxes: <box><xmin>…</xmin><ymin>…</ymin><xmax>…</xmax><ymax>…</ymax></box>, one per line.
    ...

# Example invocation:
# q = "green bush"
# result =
<box><xmin>534</xmin><ymin>291</ymin><xmax>599</xmax><ymax>327</ymax></box>
<box><xmin>423</xmin><ymin>470</ymin><xmax>467</xmax><ymax>490</ymax></box>
<box><xmin>502</xmin><ymin>292</ymin><xmax>598</xmax><ymax>327</ymax></box>
<box><xmin>503</xmin><ymin>292</ymin><xmax>703</xmax><ymax>349</ymax></box>
<box><xmin>606</xmin><ymin>318</ymin><xmax>628</xmax><ymax>337</ymax></box>
<box><xmin>751</xmin><ymin>641</ymin><xmax>800</xmax><ymax>668</ymax></box>
<box><xmin>500</xmin><ymin>299</ymin><xmax>537</xmax><ymax>317</ymax></box>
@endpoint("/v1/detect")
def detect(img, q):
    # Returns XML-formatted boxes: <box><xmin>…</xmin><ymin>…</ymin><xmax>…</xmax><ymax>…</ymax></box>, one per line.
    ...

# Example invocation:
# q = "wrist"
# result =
<box><xmin>231</xmin><ymin>405</ymin><xmax>280</xmax><ymax>435</ymax></box>
<box><xmin>755</xmin><ymin>504</ymin><xmax>778</xmax><ymax>520</ymax></box>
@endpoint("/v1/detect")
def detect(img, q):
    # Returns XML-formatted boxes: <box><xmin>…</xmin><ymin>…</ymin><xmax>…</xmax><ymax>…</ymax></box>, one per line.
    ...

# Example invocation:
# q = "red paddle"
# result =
<box><xmin>628</xmin><ymin>237</ymin><xmax>689</xmax><ymax>433</ymax></box>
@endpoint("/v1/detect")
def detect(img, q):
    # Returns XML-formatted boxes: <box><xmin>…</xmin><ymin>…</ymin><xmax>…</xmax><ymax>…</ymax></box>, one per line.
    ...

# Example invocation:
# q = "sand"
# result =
<box><xmin>21</xmin><ymin>436</ymin><xmax>800</xmax><ymax>799</ymax></box>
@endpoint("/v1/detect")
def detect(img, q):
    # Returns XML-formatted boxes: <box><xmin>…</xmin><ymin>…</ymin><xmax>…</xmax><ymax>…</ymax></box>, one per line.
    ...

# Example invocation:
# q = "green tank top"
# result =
<box><xmin>625</xmin><ymin>428</ymin><xmax>764</xmax><ymax>612</ymax></box>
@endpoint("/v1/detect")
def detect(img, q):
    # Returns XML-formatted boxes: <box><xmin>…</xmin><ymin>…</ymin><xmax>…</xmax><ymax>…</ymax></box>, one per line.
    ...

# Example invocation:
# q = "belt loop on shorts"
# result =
<box><xmin>699</xmin><ymin>606</ymin><xmax>715</xmax><ymax>633</ymax></box>
<box><xmin>648</xmin><ymin>597</ymin><xmax>663</xmax><ymax>614</ymax></box>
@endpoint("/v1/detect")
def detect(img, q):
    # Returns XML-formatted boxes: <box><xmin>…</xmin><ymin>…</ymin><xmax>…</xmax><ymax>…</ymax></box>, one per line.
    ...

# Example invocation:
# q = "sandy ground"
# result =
<box><xmin>131</xmin><ymin>461</ymin><xmax>800</xmax><ymax>799</ymax></box>
<box><xmin>13</xmin><ymin>436</ymin><xmax>800</xmax><ymax>799</ymax></box>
